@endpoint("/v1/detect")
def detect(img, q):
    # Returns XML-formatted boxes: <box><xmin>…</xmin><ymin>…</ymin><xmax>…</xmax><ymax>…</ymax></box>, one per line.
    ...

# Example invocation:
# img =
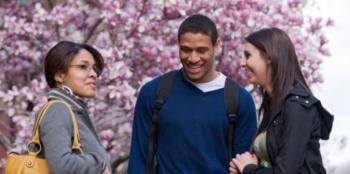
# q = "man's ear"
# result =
<box><xmin>214</xmin><ymin>39</ymin><xmax>221</xmax><ymax>54</ymax></box>
<box><xmin>54</xmin><ymin>72</ymin><xmax>65</xmax><ymax>84</ymax></box>
<box><xmin>267</xmin><ymin>59</ymin><xmax>272</xmax><ymax>65</ymax></box>
<box><xmin>214</xmin><ymin>39</ymin><xmax>220</xmax><ymax>49</ymax></box>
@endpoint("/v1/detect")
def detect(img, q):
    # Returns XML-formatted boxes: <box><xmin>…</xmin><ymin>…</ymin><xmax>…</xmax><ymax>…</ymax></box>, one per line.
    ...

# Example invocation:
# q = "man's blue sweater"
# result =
<box><xmin>128</xmin><ymin>70</ymin><xmax>257</xmax><ymax>174</ymax></box>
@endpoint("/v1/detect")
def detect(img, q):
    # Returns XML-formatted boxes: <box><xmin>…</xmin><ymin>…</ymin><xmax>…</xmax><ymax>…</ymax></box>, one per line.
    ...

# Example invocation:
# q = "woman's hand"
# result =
<box><xmin>229</xmin><ymin>160</ymin><xmax>240</xmax><ymax>174</ymax></box>
<box><xmin>232</xmin><ymin>152</ymin><xmax>258</xmax><ymax>173</ymax></box>
<box><xmin>101</xmin><ymin>167</ymin><xmax>112</xmax><ymax>174</ymax></box>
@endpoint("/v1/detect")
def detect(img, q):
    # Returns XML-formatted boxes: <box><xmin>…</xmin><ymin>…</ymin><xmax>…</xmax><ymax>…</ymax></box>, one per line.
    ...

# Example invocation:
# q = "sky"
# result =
<box><xmin>304</xmin><ymin>0</ymin><xmax>350</xmax><ymax>171</ymax></box>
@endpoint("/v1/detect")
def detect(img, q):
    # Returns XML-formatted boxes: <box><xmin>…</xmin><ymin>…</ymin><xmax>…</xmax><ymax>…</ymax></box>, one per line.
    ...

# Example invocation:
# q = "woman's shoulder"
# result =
<box><xmin>47</xmin><ymin>100</ymin><xmax>72</xmax><ymax>111</ymax></box>
<box><xmin>40</xmin><ymin>100</ymin><xmax>74</xmax><ymax>125</ymax></box>
<box><xmin>285</xmin><ymin>84</ymin><xmax>319</xmax><ymax>109</ymax></box>
<box><xmin>279</xmin><ymin>85</ymin><xmax>320</xmax><ymax>124</ymax></box>
<box><xmin>283</xmin><ymin>85</ymin><xmax>334</xmax><ymax>139</ymax></box>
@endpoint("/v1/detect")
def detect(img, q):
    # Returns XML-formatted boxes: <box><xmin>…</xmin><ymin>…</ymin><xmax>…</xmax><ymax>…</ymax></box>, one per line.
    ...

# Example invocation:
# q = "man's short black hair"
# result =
<box><xmin>178</xmin><ymin>14</ymin><xmax>218</xmax><ymax>45</ymax></box>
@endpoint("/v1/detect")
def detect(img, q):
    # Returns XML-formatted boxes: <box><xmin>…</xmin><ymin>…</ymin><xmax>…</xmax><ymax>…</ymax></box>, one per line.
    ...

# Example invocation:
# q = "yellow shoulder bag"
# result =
<box><xmin>4</xmin><ymin>100</ymin><xmax>83</xmax><ymax>174</ymax></box>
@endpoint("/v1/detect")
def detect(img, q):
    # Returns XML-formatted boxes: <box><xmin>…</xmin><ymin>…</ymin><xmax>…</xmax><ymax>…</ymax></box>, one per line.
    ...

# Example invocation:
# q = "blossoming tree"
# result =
<box><xmin>0</xmin><ymin>0</ymin><xmax>331</xmax><ymax>171</ymax></box>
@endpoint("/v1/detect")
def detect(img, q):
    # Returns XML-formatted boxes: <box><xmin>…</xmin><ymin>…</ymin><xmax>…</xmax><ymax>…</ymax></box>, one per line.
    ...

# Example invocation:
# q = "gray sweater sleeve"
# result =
<box><xmin>39</xmin><ymin>102</ymin><xmax>104</xmax><ymax>174</ymax></box>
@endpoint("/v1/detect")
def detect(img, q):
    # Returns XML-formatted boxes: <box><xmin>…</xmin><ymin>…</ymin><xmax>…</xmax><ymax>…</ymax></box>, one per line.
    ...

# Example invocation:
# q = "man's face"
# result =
<box><xmin>179</xmin><ymin>32</ymin><xmax>219</xmax><ymax>83</ymax></box>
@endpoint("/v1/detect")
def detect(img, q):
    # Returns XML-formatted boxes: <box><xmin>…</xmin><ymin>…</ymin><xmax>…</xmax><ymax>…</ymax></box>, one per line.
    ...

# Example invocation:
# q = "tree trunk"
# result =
<box><xmin>0</xmin><ymin>100</ymin><xmax>14</xmax><ymax>173</ymax></box>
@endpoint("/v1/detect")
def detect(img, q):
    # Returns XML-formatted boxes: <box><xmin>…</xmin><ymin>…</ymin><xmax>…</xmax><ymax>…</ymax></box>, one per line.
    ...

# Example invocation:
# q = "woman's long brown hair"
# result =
<box><xmin>245</xmin><ymin>27</ymin><xmax>311</xmax><ymax>132</ymax></box>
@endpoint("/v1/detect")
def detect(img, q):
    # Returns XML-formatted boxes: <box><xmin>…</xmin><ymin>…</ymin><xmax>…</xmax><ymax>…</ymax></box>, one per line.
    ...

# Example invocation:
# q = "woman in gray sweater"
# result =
<box><xmin>38</xmin><ymin>41</ymin><xmax>111</xmax><ymax>174</ymax></box>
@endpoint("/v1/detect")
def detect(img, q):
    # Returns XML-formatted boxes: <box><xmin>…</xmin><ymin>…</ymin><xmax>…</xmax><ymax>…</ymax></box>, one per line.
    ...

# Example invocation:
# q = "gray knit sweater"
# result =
<box><xmin>37</xmin><ymin>88</ymin><xmax>111</xmax><ymax>174</ymax></box>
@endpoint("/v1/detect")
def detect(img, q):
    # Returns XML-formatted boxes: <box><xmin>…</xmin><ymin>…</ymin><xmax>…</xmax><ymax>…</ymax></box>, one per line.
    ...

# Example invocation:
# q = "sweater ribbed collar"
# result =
<box><xmin>47</xmin><ymin>88</ymin><xmax>87</xmax><ymax>111</ymax></box>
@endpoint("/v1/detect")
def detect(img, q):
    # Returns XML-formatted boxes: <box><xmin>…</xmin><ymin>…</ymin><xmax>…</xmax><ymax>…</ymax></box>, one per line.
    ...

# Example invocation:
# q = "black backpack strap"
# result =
<box><xmin>146</xmin><ymin>70</ymin><xmax>177</xmax><ymax>174</ymax></box>
<box><xmin>224</xmin><ymin>77</ymin><xmax>240</xmax><ymax>160</ymax></box>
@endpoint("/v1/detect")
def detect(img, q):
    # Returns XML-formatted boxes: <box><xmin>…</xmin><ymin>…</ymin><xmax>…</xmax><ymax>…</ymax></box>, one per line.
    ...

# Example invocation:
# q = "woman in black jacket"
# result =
<box><xmin>229</xmin><ymin>28</ymin><xmax>333</xmax><ymax>174</ymax></box>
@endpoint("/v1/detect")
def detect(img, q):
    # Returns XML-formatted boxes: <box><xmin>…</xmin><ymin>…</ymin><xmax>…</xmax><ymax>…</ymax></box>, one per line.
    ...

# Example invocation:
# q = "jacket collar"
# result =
<box><xmin>286</xmin><ymin>83</ymin><xmax>310</xmax><ymax>98</ymax></box>
<box><xmin>267</xmin><ymin>83</ymin><xmax>311</xmax><ymax>127</ymax></box>
<box><xmin>266</xmin><ymin>84</ymin><xmax>333</xmax><ymax>140</ymax></box>
<box><xmin>47</xmin><ymin>88</ymin><xmax>87</xmax><ymax>111</ymax></box>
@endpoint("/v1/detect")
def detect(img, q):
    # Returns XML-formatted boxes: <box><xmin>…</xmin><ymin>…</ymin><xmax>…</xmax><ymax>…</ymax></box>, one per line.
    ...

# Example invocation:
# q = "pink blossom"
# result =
<box><xmin>99</xmin><ymin>129</ymin><xmax>114</xmax><ymax>141</ymax></box>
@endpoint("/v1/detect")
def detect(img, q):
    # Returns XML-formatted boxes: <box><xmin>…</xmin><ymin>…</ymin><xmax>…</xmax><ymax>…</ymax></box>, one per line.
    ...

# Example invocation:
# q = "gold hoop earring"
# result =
<box><xmin>62</xmin><ymin>85</ymin><xmax>73</xmax><ymax>95</ymax></box>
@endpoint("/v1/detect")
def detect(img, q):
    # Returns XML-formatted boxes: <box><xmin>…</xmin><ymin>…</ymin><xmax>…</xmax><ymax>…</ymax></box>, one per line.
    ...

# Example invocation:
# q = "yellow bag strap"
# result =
<box><xmin>30</xmin><ymin>100</ymin><xmax>83</xmax><ymax>155</ymax></box>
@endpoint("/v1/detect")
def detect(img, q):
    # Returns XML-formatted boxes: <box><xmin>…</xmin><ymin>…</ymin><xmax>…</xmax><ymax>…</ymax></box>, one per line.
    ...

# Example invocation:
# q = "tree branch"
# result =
<box><xmin>0</xmin><ymin>133</ymin><xmax>13</xmax><ymax>151</ymax></box>
<box><xmin>127</xmin><ymin>0</ymin><xmax>149</xmax><ymax>38</ymax></box>
<box><xmin>111</xmin><ymin>154</ymin><xmax>129</xmax><ymax>174</ymax></box>
<box><xmin>83</xmin><ymin>17</ymin><xmax>104</xmax><ymax>44</ymax></box>
<box><xmin>46</xmin><ymin>0</ymin><xmax>54</xmax><ymax>10</ymax></box>
<box><xmin>0</xmin><ymin>120</ymin><xmax>12</xmax><ymax>132</ymax></box>
<box><xmin>44</xmin><ymin>0</ymin><xmax>61</xmax><ymax>41</ymax></box>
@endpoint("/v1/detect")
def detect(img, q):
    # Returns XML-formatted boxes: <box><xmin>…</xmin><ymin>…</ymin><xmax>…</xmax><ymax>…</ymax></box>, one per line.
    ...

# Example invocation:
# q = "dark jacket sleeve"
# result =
<box><xmin>40</xmin><ymin>102</ymin><xmax>104</xmax><ymax>174</ymax></box>
<box><xmin>127</xmin><ymin>82</ymin><xmax>155</xmax><ymax>174</ymax></box>
<box><xmin>233</xmin><ymin>87</ymin><xmax>258</xmax><ymax>155</ymax></box>
<box><xmin>244</xmin><ymin>99</ymin><xmax>319</xmax><ymax>174</ymax></box>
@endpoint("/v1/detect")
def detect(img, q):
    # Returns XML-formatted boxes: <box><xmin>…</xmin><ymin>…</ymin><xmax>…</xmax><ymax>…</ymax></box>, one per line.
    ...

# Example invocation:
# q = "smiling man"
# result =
<box><xmin>128</xmin><ymin>14</ymin><xmax>257</xmax><ymax>174</ymax></box>
<box><xmin>178</xmin><ymin>30</ymin><xmax>218</xmax><ymax>83</ymax></box>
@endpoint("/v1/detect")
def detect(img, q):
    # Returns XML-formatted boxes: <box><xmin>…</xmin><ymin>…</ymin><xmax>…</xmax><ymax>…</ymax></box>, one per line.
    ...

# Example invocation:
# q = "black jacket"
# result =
<box><xmin>244</xmin><ymin>84</ymin><xmax>334</xmax><ymax>174</ymax></box>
